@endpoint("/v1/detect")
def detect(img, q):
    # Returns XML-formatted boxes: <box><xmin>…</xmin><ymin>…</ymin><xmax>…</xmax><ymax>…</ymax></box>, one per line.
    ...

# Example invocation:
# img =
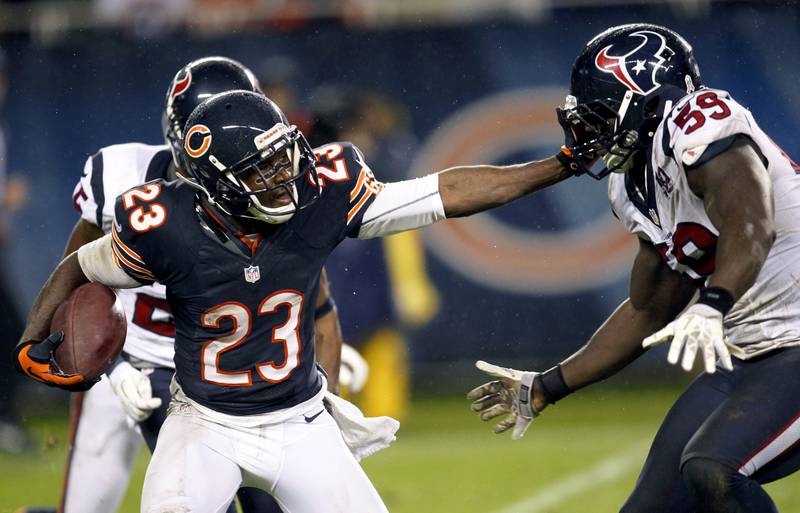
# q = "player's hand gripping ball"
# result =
<box><xmin>15</xmin><ymin>283</ymin><xmax>127</xmax><ymax>391</ymax></box>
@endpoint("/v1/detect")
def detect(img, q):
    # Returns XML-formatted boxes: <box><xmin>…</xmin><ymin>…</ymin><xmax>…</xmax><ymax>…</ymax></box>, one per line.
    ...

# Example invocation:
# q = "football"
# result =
<box><xmin>50</xmin><ymin>283</ymin><xmax>127</xmax><ymax>381</ymax></box>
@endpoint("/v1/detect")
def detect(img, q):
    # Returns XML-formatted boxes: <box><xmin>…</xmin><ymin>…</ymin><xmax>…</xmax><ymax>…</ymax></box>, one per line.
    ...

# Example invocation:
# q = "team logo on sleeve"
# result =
<box><xmin>185</xmin><ymin>124</ymin><xmax>212</xmax><ymax>158</ymax></box>
<box><xmin>594</xmin><ymin>30</ymin><xmax>674</xmax><ymax>95</ymax></box>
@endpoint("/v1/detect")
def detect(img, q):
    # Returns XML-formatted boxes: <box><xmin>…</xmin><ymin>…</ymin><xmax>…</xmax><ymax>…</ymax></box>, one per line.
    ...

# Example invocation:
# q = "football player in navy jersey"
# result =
<box><xmin>15</xmin><ymin>87</ymin><xmax>583</xmax><ymax>511</ymax></box>
<box><xmin>22</xmin><ymin>57</ymin><xmax>336</xmax><ymax>513</ymax></box>
<box><xmin>469</xmin><ymin>24</ymin><xmax>800</xmax><ymax>513</ymax></box>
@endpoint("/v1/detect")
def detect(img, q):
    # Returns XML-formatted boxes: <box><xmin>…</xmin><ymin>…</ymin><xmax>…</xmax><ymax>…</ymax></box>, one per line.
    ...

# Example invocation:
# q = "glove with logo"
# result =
<box><xmin>13</xmin><ymin>332</ymin><xmax>98</xmax><ymax>391</ymax></box>
<box><xmin>467</xmin><ymin>360</ymin><xmax>539</xmax><ymax>440</ymax></box>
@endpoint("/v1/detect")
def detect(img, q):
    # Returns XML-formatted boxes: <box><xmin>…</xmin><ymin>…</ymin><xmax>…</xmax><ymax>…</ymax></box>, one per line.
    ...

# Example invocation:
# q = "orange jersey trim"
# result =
<box><xmin>111</xmin><ymin>228</ymin><xmax>145</xmax><ymax>264</ymax></box>
<box><xmin>111</xmin><ymin>239</ymin><xmax>156</xmax><ymax>279</ymax></box>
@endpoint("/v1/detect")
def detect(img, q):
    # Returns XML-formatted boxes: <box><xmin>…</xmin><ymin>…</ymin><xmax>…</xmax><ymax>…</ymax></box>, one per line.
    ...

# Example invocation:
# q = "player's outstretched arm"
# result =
<box><xmin>469</xmin><ymin>239</ymin><xmax>697</xmax><ymax>437</ymax></box>
<box><xmin>314</xmin><ymin>268</ymin><xmax>343</xmax><ymax>393</ymax></box>
<box><xmin>560</xmin><ymin>240</ymin><xmax>698</xmax><ymax>389</ymax></box>
<box><xmin>438</xmin><ymin>157</ymin><xmax>574</xmax><ymax>218</ymax></box>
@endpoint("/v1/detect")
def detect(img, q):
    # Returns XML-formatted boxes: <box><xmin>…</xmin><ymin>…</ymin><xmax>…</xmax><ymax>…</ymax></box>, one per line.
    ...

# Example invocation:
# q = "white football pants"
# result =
<box><xmin>141</xmin><ymin>395</ymin><xmax>389</xmax><ymax>513</ymax></box>
<box><xmin>63</xmin><ymin>376</ymin><xmax>142</xmax><ymax>513</ymax></box>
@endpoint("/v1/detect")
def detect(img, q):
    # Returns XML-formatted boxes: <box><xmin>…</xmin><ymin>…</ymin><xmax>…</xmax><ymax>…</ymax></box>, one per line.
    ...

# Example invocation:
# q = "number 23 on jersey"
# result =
<box><xmin>201</xmin><ymin>291</ymin><xmax>304</xmax><ymax>386</ymax></box>
<box><xmin>122</xmin><ymin>183</ymin><xmax>167</xmax><ymax>233</ymax></box>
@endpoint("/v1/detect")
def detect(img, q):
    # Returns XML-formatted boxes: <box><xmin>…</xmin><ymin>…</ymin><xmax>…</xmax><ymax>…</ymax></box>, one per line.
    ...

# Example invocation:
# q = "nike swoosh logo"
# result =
<box><xmin>303</xmin><ymin>410</ymin><xmax>324</xmax><ymax>423</ymax></box>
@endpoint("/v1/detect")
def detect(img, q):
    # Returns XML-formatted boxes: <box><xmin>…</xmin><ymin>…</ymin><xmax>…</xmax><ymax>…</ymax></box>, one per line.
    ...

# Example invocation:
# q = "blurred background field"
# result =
<box><xmin>4</xmin><ymin>385</ymin><xmax>800</xmax><ymax>512</ymax></box>
<box><xmin>0</xmin><ymin>0</ymin><xmax>799</xmax><ymax>511</ymax></box>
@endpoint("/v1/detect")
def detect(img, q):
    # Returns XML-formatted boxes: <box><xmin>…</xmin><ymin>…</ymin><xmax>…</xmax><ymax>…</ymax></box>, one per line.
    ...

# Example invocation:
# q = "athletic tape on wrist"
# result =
<box><xmin>518</xmin><ymin>372</ymin><xmax>539</xmax><ymax>419</ymax></box>
<box><xmin>538</xmin><ymin>364</ymin><xmax>573</xmax><ymax>405</ymax></box>
<box><xmin>697</xmin><ymin>286</ymin><xmax>735</xmax><ymax>316</ymax></box>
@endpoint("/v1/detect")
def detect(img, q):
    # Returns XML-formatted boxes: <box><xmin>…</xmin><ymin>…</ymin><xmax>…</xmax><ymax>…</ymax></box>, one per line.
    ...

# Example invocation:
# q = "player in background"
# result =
<box><xmin>469</xmin><ymin>24</ymin><xmax>800</xmax><ymax>513</ymax></box>
<box><xmin>15</xmin><ymin>86</ymin><xmax>585</xmax><ymax>512</ymax></box>
<box><xmin>21</xmin><ymin>57</ymin><xmax>334</xmax><ymax>513</ymax></box>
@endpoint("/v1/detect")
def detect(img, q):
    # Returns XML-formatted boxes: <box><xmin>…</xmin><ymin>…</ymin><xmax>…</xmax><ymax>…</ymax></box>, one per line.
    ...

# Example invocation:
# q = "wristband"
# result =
<box><xmin>555</xmin><ymin>146</ymin><xmax>582</xmax><ymax>175</ymax></box>
<box><xmin>314</xmin><ymin>296</ymin><xmax>336</xmax><ymax>319</ymax></box>
<box><xmin>536</xmin><ymin>364</ymin><xmax>573</xmax><ymax>405</ymax></box>
<box><xmin>697</xmin><ymin>286</ymin><xmax>735</xmax><ymax>316</ymax></box>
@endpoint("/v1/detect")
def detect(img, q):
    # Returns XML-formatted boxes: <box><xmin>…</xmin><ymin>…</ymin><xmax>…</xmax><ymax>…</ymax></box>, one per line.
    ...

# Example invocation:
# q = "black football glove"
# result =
<box><xmin>13</xmin><ymin>332</ymin><xmax>98</xmax><ymax>392</ymax></box>
<box><xmin>554</xmin><ymin>106</ymin><xmax>603</xmax><ymax>176</ymax></box>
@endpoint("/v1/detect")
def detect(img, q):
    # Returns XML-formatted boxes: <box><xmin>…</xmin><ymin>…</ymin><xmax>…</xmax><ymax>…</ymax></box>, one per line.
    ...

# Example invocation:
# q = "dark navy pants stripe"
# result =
<box><xmin>90</xmin><ymin>151</ymin><xmax>105</xmax><ymax>227</ymax></box>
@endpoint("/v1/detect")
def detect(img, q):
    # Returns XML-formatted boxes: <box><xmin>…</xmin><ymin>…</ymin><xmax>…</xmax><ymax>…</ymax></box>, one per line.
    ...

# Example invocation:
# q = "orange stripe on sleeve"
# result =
<box><xmin>347</xmin><ymin>188</ymin><xmax>375</xmax><ymax>225</ymax></box>
<box><xmin>111</xmin><ymin>239</ymin><xmax>155</xmax><ymax>279</ymax></box>
<box><xmin>111</xmin><ymin>229</ymin><xmax>145</xmax><ymax>264</ymax></box>
<box><xmin>349</xmin><ymin>168</ymin><xmax>368</xmax><ymax>201</ymax></box>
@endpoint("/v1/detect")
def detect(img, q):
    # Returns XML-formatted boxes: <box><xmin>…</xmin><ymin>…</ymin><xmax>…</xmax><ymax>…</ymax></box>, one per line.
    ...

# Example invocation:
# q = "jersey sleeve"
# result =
<box><xmin>73</xmin><ymin>151</ymin><xmax>107</xmax><ymax>229</ymax></box>
<box><xmin>110</xmin><ymin>180</ymin><xmax>168</xmax><ymax>285</ymax></box>
<box><xmin>664</xmin><ymin>89</ymin><xmax>757</xmax><ymax>171</ymax></box>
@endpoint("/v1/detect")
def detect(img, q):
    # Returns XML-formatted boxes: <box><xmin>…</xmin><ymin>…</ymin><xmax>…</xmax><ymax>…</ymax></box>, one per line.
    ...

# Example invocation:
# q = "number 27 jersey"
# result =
<box><xmin>110</xmin><ymin>142</ymin><xmax>382</xmax><ymax>414</ymax></box>
<box><xmin>608</xmin><ymin>89</ymin><xmax>800</xmax><ymax>358</ymax></box>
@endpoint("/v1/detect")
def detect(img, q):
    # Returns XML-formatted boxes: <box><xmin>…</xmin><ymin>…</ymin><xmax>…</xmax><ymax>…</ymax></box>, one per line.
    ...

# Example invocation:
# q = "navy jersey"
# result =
<box><xmin>112</xmin><ymin>142</ymin><xmax>382</xmax><ymax>414</ymax></box>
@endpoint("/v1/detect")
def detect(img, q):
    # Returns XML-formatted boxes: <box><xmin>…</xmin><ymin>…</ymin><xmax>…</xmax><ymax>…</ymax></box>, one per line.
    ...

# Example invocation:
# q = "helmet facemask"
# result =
<box><xmin>209</xmin><ymin>123</ymin><xmax>320</xmax><ymax>225</ymax></box>
<box><xmin>557</xmin><ymin>91</ymin><xmax>640</xmax><ymax>179</ymax></box>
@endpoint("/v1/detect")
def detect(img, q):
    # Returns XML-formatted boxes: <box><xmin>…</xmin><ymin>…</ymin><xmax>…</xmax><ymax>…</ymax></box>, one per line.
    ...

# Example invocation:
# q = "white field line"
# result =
<box><xmin>490</xmin><ymin>442</ymin><xmax>648</xmax><ymax>513</ymax></box>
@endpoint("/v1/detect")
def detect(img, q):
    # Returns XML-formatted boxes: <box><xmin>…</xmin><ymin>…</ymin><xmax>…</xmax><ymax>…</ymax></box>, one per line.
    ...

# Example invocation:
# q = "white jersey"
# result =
<box><xmin>609</xmin><ymin>88</ymin><xmax>800</xmax><ymax>358</ymax></box>
<box><xmin>73</xmin><ymin>142</ymin><xmax>175</xmax><ymax>368</ymax></box>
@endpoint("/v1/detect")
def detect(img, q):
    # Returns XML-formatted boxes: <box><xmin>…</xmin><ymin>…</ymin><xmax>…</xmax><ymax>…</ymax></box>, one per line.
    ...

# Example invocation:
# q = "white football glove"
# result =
<box><xmin>339</xmin><ymin>343</ymin><xmax>369</xmax><ymax>394</ymax></box>
<box><xmin>642</xmin><ymin>303</ymin><xmax>734</xmax><ymax>374</ymax></box>
<box><xmin>467</xmin><ymin>360</ymin><xmax>538</xmax><ymax>440</ymax></box>
<box><xmin>108</xmin><ymin>361</ymin><xmax>162</xmax><ymax>422</ymax></box>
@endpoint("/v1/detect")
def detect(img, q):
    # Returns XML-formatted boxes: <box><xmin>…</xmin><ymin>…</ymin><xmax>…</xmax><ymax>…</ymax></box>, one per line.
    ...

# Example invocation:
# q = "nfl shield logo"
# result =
<box><xmin>244</xmin><ymin>265</ymin><xmax>261</xmax><ymax>283</ymax></box>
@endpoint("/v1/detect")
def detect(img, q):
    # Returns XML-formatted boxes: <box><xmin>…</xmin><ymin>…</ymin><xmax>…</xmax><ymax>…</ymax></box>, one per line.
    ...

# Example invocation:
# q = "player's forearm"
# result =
<box><xmin>315</xmin><ymin>310</ymin><xmax>343</xmax><ymax>392</ymax></box>
<box><xmin>62</xmin><ymin>219</ymin><xmax>104</xmax><ymax>257</ymax></box>
<box><xmin>558</xmin><ymin>299</ymin><xmax>666</xmax><ymax>394</ymax></box>
<box><xmin>20</xmin><ymin>252</ymin><xmax>89</xmax><ymax>344</ymax></box>
<box><xmin>438</xmin><ymin>157</ymin><xmax>571</xmax><ymax>218</ymax></box>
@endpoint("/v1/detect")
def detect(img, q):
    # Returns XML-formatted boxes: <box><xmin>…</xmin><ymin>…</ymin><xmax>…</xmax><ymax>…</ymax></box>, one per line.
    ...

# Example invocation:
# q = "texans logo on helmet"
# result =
<box><xmin>594</xmin><ymin>30</ymin><xmax>674</xmax><ymax>96</ymax></box>
<box><xmin>169</xmin><ymin>70</ymin><xmax>192</xmax><ymax>105</ymax></box>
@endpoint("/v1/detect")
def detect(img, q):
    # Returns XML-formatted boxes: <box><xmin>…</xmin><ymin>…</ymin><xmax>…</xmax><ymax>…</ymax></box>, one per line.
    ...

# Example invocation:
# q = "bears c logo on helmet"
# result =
<box><xmin>185</xmin><ymin>124</ymin><xmax>212</xmax><ymax>158</ymax></box>
<box><xmin>594</xmin><ymin>30</ymin><xmax>675</xmax><ymax>95</ymax></box>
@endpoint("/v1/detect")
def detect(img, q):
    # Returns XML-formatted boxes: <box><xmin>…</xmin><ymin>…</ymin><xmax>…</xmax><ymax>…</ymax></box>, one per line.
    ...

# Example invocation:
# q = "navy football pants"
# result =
<box><xmin>621</xmin><ymin>346</ymin><xmax>800</xmax><ymax>513</ymax></box>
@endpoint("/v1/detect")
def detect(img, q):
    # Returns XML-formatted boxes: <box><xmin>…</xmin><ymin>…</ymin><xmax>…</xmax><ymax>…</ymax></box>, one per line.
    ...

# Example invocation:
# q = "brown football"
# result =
<box><xmin>50</xmin><ymin>283</ymin><xmax>127</xmax><ymax>381</ymax></box>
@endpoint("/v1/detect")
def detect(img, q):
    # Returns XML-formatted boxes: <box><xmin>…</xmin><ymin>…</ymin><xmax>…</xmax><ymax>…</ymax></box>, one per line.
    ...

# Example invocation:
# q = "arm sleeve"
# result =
<box><xmin>356</xmin><ymin>173</ymin><xmax>445</xmax><ymax>239</ymax></box>
<box><xmin>77</xmin><ymin>233</ymin><xmax>144</xmax><ymax>288</ymax></box>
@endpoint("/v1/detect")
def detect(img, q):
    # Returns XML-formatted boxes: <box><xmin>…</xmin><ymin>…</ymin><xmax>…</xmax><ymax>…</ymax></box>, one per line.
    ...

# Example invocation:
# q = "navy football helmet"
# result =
<box><xmin>163</xmin><ymin>56</ymin><xmax>261</xmax><ymax>167</ymax></box>
<box><xmin>558</xmin><ymin>24</ymin><xmax>702</xmax><ymax>179</ymax></box>
<box><xmin>181</xmin><ymin>90</ymin><xmax>319</xmax><ymax>224</ymax></box>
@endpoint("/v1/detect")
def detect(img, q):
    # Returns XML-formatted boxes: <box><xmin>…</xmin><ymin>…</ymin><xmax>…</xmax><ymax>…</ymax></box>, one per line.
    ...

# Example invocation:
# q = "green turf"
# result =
<box><xmin>2</xmin><ymin>386</ymin><xmax>799</xmax><ymax>512</ymax></box>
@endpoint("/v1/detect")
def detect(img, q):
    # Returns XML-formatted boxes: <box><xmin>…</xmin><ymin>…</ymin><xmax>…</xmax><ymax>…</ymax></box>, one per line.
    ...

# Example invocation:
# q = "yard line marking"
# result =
<box><xmin>490</xmin><ymin>441</ymin><xmax>648</xmax><ymax>513</ymax></box>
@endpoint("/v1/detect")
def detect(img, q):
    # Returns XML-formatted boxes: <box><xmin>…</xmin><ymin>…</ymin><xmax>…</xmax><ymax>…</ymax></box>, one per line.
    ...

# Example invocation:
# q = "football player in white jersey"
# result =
<box><xmin>24</xmin><ymin>57</ymin><xmax>348</xmax><ymax>513</ymax></box>
<box><xmin>469</xmin><ymin>24</ymin><xmax>800</xmax><ymax>512</ymax></box>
